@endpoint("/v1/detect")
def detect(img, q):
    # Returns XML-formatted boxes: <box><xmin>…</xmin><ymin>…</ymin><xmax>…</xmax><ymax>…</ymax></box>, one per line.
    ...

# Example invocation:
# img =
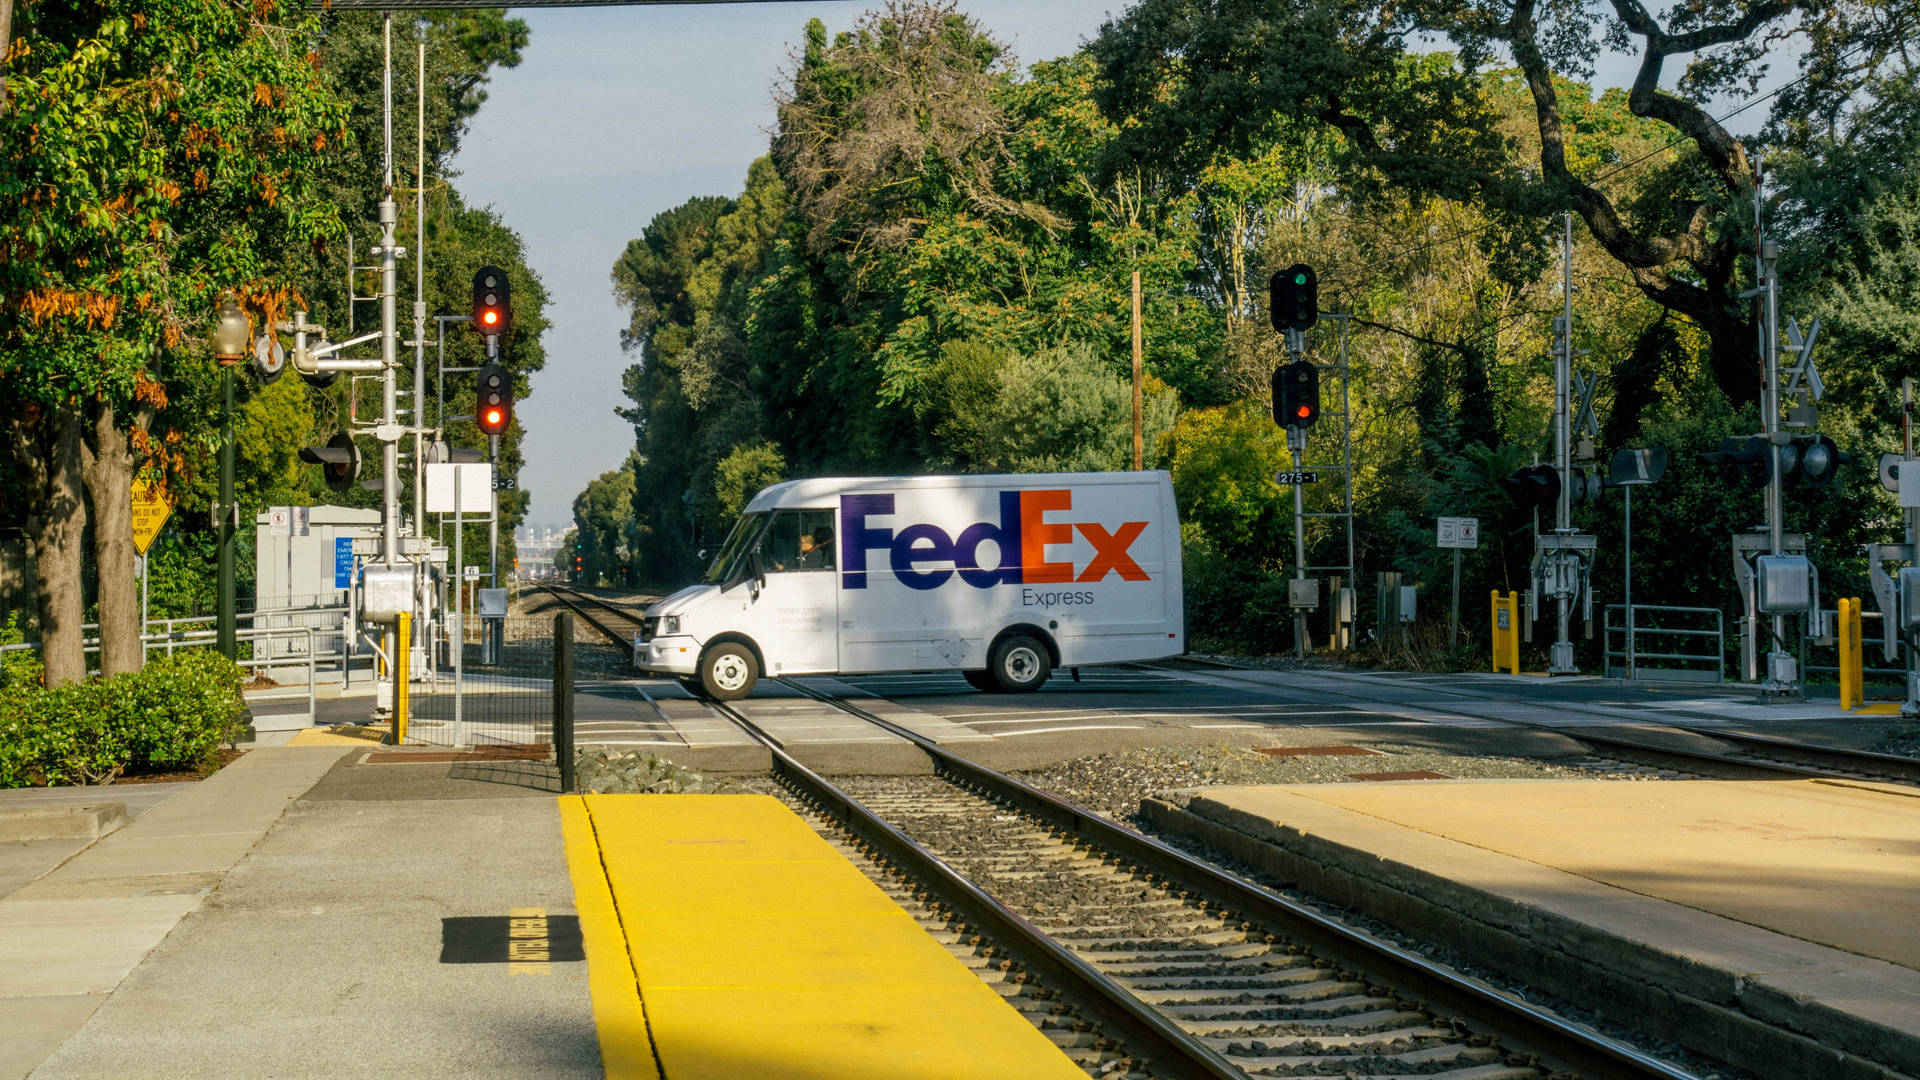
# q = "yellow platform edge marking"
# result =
<box><xmin>585</xmin><ymin>794</ymin><xmax>1089</xmax><ymax>1080</ymax></box>
<box><xmin>286</xmin><ymin>725</ymin><xmax>389</xmax><ymax>746</ymax></box>
<box><xmin>559</xmin><ymin>796</ymin><xmax>664</xmax><ymax>1080</ymax></box>
<box><xmin>1854</xmin><ymin>703</ymin><xmax>1903</xmax><ymax>715</ymax></box>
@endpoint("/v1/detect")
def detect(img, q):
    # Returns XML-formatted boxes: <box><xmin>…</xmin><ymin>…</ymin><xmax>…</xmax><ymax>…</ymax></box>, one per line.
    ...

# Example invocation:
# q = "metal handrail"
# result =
<box><xmin>1603</xmin><ymin>603</ymin><xmax>1724</xmax><ymax>682</ymax></box>
<box><xmin>1</xmin><ymin>626</ymin><xmax>315</xmax><ymax>723</ymax></box>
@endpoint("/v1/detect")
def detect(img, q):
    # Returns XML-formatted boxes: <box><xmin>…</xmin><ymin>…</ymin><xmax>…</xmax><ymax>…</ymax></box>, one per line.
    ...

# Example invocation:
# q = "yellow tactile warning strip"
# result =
<box><xmin>1856</xmin><ymin>703</ymin><xmax>1904</xmax><ymax>715</ymax></box>
<box><xmin>558</xmin><ymin>798</ymin><xmax>664</xmax><ymax>1080</ymax></box>
<box><xmin>569</xmin><ymin>793</ymin><xmax>1087</xmax><ymax>1080</ymax></box>
<box><xmin>286</xmin><ymin>724</ymin><xmax>389</xmax><ymax>746</ymax></box>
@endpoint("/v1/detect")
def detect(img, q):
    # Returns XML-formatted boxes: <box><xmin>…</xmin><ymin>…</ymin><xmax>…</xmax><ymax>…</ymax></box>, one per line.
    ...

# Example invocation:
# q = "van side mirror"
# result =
<box><xmin>746</xmin><ymin>551</ymin><xmax>766</xmax><ymax>592</ymax></box>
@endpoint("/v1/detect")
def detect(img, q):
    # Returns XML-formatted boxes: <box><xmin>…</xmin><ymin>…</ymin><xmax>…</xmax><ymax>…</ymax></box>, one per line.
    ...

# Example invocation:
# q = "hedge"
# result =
<box><xmin>0</xmin><ymin>650</ymin><xmax>246</xmax><ymax>787</ymax></box>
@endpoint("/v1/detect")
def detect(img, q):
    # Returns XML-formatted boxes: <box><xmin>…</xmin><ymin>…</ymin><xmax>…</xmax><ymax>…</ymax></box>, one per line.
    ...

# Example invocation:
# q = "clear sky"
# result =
<box><xmin>451</xmin><ymin>1</ymin><xmax>1124</xmax><ymax>530</ymax></box>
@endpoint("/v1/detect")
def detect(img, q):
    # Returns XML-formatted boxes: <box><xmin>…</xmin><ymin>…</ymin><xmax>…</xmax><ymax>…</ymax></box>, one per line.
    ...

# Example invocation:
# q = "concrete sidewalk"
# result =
<box><xmin>0</xmin><ymin>748</ymin><xmax>348</xmax><ymax>1080</ymax></box>
<box><xmin>19</xmin><ymin>754</ymin><xmax>598</xmax><ymax>1079</ymax></box>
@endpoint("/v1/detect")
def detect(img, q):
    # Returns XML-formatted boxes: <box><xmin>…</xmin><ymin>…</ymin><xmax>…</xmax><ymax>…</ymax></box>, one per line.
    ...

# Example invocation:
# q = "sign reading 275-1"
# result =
<box><xmin>840</xmin><ymin>490</ymin><xmax>1149</xmax><ymax>591</ymax></box>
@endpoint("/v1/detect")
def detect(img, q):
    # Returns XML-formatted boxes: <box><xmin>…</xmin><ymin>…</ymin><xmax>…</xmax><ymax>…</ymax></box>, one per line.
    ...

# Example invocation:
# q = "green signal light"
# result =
<box><xmin>1294</xmin><ymin>273</ymin><xmax>1307</xmax><ymax>284</ymax></box>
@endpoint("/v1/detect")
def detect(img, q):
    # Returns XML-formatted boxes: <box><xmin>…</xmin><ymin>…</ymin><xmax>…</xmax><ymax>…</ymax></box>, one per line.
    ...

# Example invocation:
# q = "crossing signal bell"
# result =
<box><xmin>1272</xmin><ymin>359</ymin><xmax>1320</xmax><ymax>429</ymax></box>
<box><xmin>476</xmin><ymin>364</ymin><xmax>512</xmax><ymax>436</ymax></box>
<box><xmin>472</xmin><ymin>267</ymin><xmax>511</xmax><ymax>338</ymax></box>
<box><xmin>1269</xmin><ymin>264</ymin><xmax>1318</xmax><ymax>332</ymax></box>
<box><xmin>298</xmin><ymin>431</ymin><xmax>362</xmax><ymax>494</ymax></box>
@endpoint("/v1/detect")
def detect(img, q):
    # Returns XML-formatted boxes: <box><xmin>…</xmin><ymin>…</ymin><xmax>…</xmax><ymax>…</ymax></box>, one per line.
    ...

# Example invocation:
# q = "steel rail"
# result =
<box><xmin>702</xmin><ymin>696</ymin><xmax>1245</xmax><ymax>1080</ymax></box>
<box><xmin>777</xmin><ymin>677</ymin><xmax>1702</xmax><ymax>1080</ymax></box>
<box><xmin>528</xmin><ymin>584</ymin><xmax>639</xmax><ymax>650</ymax></box>
<box><xmin>1151</xmin><ymin>660</ymin><xmax>1920</xmax><ymax>788</ymax></box>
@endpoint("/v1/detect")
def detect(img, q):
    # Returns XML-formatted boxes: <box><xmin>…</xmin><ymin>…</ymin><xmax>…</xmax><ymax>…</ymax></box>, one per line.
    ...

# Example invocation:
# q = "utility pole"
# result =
<box><xmin>217</xmin><ymin>361</ymin><xmax>235</xmax><ymax>658</ymax></box>
<box><xmin>1287</xmin><ymin>328</ymin><xmax>1309</xmax><ymax>660</ymax></box>
<box><xmin>412</xmin><ymin>37</ymin><xmax>428</xmax><ymax>547</ymax></box>
<box><xmin>1904</xmin><ymin>378</ymin><xmax>1918</xmax><ymax>717</ymax></box>
<box><xmin>1131</xmin><ymin>269</ymin><xmax>1143</xmax><ymax>471</ymax></box>
<box><xmin>1549</xmin><ymin>214</ymin><xmax>1576</xmax><ymax>674</ymax></box>
<box><xmin>1529</xmin><ymin>213</ymin><xmax>1597</xmax><ymax>676</ymax></box>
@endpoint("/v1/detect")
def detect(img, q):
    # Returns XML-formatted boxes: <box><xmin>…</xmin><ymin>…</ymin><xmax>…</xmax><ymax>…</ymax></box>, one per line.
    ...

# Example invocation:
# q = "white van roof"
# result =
<box><xmin>743</xmin><ymin>470</ymin><xmax>1171</xmax><ymax>513</ymax></box>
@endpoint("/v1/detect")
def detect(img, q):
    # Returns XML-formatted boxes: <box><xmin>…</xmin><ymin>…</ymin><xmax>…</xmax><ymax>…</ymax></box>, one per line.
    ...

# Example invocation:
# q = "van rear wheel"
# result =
<box><xmin>990</xmin><ymin>635</ymin><xmax>1051</xmax><ymax>693</ymax></box>
<box><xmin>962</xmin><ymin>669</ymin><xmax>999</xmax><ymax>693</ymax></box>
<box><xmin>699</xmin><ymin>643</ymin><xmax>759</xmax><ymax>701</ymax></box>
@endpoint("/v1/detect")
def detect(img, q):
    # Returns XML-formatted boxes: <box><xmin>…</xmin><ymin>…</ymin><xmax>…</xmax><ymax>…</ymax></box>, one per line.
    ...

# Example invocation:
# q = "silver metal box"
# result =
<box><xmin>1288</xmin><ymin>578</ymin><xmax>1318</xmax><ymax>610</ymax></box>
<box><xmin>1755</xmin><ymin>554</ymin><xmax>1814</xmax><ymax>613</ymax></box>
<box><xmin>359</xmin><ymin>565</ymin><xmax>414</xmax><ymax>622</ymax></box>
<box><xmin>1399</xmin><ymin>585</ymin><xmax>1417</xmax><ymax>622</ymax></box>
<box><xmin>478</xmin><ymin>588</ymin><xmax>508</xmax><ymax>618</ymax></box>
<box><xmin>1539</xmin><ymin>552</ymin><xmax>1582</xmax><ymax>599</ymax></box>
<box><xmin>1899</xmin><ymin>567</ymin><xmax>1920</xmax><ymax>631</ymax></box>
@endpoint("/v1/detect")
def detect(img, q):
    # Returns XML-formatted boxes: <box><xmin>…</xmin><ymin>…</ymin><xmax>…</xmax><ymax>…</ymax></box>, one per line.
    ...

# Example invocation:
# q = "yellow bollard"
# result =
<box><xmin>393</xmin><ymin>612</ymin><xmax>410</xmax><ymax>745</ymax></box>
<box><xmin>1490</xmin><ymin>591</ymin><xmax>1520</xmax><ymax>675</ymax></box>
<box><xmin>1838</xmin><ymin>598</ymin><xmax>1864</xmax><ymax>710</ymax></box>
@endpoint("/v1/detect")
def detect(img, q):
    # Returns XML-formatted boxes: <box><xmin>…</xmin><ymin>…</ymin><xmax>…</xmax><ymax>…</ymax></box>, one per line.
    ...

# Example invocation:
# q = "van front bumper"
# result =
<box><xmin>637</xmin><ymin>634</ymin><xmax>700</xmax><ymax>676</ymax></box>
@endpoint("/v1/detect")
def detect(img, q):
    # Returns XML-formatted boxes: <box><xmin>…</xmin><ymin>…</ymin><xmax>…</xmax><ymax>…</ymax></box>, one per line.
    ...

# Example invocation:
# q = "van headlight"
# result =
<box><xmin>663</xmin><ymin>615</ymin><xmax>680</xmax><ymax>635</ymax></box>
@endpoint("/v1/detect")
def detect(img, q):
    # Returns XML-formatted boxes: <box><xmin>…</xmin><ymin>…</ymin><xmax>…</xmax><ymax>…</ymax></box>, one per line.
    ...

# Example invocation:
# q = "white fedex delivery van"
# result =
<box><xmin>637</xmin><ymin>471</ymin><xmax>1184</xmax><ymax>699</ymax></box>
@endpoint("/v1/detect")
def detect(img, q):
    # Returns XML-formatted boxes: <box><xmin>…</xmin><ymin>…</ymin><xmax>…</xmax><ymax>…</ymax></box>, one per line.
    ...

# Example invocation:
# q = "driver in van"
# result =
<box><xmin>795</xmin><ymin>528</ymin><xmax>833</xmax><ymax>570</ymax></box>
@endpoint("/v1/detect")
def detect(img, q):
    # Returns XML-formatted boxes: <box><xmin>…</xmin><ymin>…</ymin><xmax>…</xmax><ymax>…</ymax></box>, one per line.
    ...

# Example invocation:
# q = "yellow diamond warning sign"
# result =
<box><xmin>131</xmin><ymin>479</ymin><xmax>174</xmax><ymax>556</ymax></box>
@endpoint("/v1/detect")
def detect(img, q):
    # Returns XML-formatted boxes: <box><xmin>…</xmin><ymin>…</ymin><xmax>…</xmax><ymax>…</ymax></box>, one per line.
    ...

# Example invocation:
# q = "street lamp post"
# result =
<box><xmin>212</xmin><ymin>298</ymin><xmax>252</xmax><ymax>660</ymax></box>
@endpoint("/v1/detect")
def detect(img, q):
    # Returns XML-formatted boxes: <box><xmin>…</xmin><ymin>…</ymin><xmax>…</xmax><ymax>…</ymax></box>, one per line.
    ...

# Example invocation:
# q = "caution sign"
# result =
<box><xmin>131</xmin><ymin>479</ymin><xmax>174</xmax><ymax>556</ymax></box>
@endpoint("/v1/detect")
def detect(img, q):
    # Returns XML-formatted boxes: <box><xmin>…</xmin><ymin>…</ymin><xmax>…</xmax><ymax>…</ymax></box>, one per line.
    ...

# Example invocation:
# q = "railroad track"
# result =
<box><xmin>528</xmin><ymin>583</ymin><xmax>648</xmax><ymax>649</ymax></box>
<box><xmin>1145</xmin><ymin>659</ymin><xmax>1920</xmax><ymax>789</ymax></box>
<box><xmin>687</xmin><ymin>681</ymin><xmax>1698</xmax><ymax>1080</ymax></box>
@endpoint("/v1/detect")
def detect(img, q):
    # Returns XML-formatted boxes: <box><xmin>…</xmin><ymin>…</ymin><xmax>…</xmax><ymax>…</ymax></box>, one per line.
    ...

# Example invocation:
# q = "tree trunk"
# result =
<box><xmin>15</xmin><ymin>406</ymin><xmax>88</xmax><ymax>687</ymax></box>
<box><xmin>0</xmin><ymin>0</ymin><xmax>14</xmax><ymax>107</ymax></box>
<box><xmin>83</xmin><ymin>401</ymin><xmax>142</xmax><ymax>676</ymax></box>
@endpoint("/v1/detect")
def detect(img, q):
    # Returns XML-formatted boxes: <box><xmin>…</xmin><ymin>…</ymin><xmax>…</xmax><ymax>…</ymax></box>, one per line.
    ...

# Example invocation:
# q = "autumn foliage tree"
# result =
<box><xmin>0</xmin><ymin>0</ymin><xmax>349</xmax><ymax>684</ymax></box>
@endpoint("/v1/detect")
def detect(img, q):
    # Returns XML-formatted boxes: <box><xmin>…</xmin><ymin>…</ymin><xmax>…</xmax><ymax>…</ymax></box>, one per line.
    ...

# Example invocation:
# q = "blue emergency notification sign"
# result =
<box><xmin>334</xmin><ymin>536</ymin><xmax>354</xmax><ymax>589</ymax></box>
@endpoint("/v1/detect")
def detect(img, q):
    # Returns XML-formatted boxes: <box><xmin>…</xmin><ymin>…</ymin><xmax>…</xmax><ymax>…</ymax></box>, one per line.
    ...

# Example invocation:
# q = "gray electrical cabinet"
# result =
<box><xmin>1755</xmin><ymin>554</ymin><xmax>1815</xmax><ymax>613</ymax></box>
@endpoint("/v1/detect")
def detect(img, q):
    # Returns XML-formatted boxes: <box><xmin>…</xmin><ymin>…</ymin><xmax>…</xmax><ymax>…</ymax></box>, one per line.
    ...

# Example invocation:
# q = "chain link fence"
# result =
<box><xmin>409</xmin><ymin>615</ymin><xmax>557</xmax><ymax>749</ymax></box>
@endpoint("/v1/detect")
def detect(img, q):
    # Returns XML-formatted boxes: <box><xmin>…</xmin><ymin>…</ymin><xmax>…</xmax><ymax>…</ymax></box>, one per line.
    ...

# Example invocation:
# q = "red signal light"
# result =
<box><xmin>485</xmin><ymin>409</ymin><xmax>502</xmax><ymax>426</ymax></box>
<box><xmin>1295</xmin><ymin>405</ymin><xmax>1312</xmax><ymax>419</ymax></box>
<box><xmin>482</xmin><ymin>311</ymin><xmax>498</xmax><ymax>326</ymax></box>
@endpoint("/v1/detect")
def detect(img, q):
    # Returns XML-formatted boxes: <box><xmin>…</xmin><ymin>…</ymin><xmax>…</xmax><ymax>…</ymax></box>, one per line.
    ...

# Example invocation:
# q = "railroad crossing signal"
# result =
<box><xmin>1702</xmin><ymin>435</ymin><xmax>1849</xmax><ymax>488</ymax></box>
<box><xmin>1269</xmin><ymin>264</ymin><xmax>1318</xmax><ymax>332</ymax></box>
<box><xmin>1271</xmin><ymin>359</ymin><xmax>1320</xmax><ymax>429</ymax></box>
<box><xmin>1501</xmin><ymin>464</ymin><xmax>1561</xmax><ymax>509</ymax></box>
<box><xmin>476</xmin><ymin>364</ymin><xmax>513</xmax><ymax>436</ymax></box>
<box><xmin>472</xmin><ymin>266</ymin><xmax>512</xmax><ymax>338</ymax></box>
<box><xmin>298</xmin><ymin>432</ymin><xmax>362</xmax><ymax>493</ymax></box>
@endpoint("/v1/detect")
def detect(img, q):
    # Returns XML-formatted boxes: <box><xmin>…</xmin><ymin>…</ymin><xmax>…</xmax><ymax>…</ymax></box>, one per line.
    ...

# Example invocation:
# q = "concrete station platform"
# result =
<box><xmin>562</xmin><ymin>793</ymin><xmax>1087</xmax><ymax>1080</ymax></box>
<box><xmin>1147</xmin><ymin>776</ymin><xmax>1920</xmax><ymax>1080</ymax></box>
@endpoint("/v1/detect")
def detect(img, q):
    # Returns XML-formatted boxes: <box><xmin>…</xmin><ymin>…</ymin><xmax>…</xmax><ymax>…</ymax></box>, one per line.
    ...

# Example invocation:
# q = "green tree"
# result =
<box><xmin>571</xmin><ymin>456</ymin><xmax>639</xmax><ymax>587</ymax></box>
<box><xmin>1088</xmin><ymin>0</ymin><xmax>1916</xmax><ymax>406</ymax></box>
<box><xmin>1</xmin><ymin>0</ymin><xmax>351</xmax><ymax>683</ymax></box>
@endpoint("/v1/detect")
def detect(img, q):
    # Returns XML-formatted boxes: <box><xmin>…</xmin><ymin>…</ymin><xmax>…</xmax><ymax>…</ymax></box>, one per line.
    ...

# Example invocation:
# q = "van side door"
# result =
<box><xmin>749</xmin><ymin>508</ymin><xmax>840</xmax><ymax>674</ymax></box>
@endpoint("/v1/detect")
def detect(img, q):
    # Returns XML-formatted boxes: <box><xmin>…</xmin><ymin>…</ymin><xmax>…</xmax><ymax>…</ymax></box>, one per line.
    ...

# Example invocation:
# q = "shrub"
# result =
<box><xmin>0</xmin><ymin>649</ymin><xmax>245</xmax><ymax>788</ymax></box>
<box><xmin>0</xmin><ymin>610</ymin><xmax>44</xmax><ymax>690</ymax></box>
<box><xmin>126</xmin><ymin>650</ymin><xmax>246</xmax><ymax>769</ymax></box>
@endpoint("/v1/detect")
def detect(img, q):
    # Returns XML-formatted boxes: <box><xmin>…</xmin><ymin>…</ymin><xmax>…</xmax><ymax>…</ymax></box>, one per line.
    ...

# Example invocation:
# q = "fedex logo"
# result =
<box><xmin>840</xmin><ymin>490</ymin><xmax>1149</xmax><ymax>591</ymax></box>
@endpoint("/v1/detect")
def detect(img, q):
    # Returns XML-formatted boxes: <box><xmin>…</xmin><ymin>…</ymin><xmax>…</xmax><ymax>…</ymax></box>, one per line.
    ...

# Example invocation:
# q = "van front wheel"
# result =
<box><xmin>990</xmin><ymin>635</ymin><xmax>1051</xmax><ymax>693</ymax></box>
<box><xmin>699</xmin><ymin>643</ymin><xmax>759</xmax><ymax>701</ymax></box>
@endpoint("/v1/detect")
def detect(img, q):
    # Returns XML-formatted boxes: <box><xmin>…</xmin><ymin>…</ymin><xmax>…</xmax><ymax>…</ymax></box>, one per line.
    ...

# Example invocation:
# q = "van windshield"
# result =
<box><xmin>702</xmin><ymin>512</ymin><xmax>768</xmax><ymax>586</ymax></box>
